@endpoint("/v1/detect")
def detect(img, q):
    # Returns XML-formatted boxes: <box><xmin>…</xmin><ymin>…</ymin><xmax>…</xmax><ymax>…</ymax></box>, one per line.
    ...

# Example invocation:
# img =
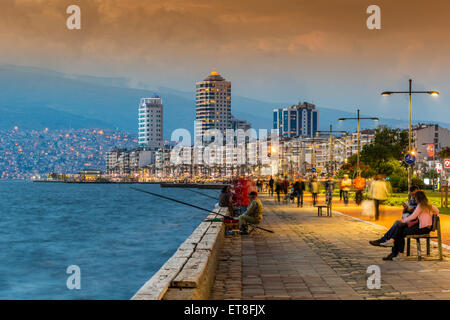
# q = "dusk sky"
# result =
<box><xmin>0</xmin><ymin>0</ymin><xmax>449</xmax><ymax>122</ymax></box>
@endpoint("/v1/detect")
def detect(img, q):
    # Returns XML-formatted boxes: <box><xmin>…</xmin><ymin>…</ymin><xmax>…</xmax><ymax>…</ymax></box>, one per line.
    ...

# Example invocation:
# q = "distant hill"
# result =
<box><xmin>0</xmin><ymin>65</ymin><xmax>448</xmax><ymax>136</ymax></box>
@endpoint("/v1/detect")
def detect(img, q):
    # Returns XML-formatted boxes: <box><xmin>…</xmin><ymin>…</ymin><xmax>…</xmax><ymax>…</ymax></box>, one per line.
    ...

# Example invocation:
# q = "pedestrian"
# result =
<box><xmin>239</xmin><ymin>191</ymin><xmax>263</xmax><ymax>235</ymax></box>
<box><xmin>341</xmin><ymin>174</ymin><xmax>352</xmax><ymax>205</ymax></box>
<box><xmin>275</xmin><ymin>180</ymin><xmax>282</xmax><ymax>203</ymax></box>
<box><xmin>368</xmin><ymin>174</ymin><xmax>389</xmax><ymax>220</ymax></box>
<box><xmin>256</xmin><ymin>179</ymin><xmax>262</xmax><ymax>192</ymax></box>
<box><xmin>311</xmin><ymin>177</ymin><xmax>319</xmax><ymax>206</ymax></box>
<box><xmin>268</xmin><ymin>176</ymin><xmax>274</xmax><ymax>196</ymax></box>
<box><xmin>353</xmin><ymin>176</ymin><xmax>366</xmax><ymax>205</ymax></box>
<box><xmin>369</xmin><ymin>190</ymin><xmax>439</xmax><ymax>260</ymax></box>
<box><xmin>324</xmin><ymin>176</ymin><xmax>334</xmax><ymax>206</ymax></box>
<box><xmin>293</xmin><ymin>178</ymin><xmax>305</xmax><ymax>207</ymax></box>
<box><xmin>282</xmin><ymin>177</ymin><xmax>289</xmax><ymax>195</ymax></box>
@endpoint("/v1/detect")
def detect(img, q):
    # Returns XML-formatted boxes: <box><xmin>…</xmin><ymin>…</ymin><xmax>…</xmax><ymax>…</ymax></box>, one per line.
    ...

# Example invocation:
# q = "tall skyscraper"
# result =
<box><xmin>138</xmin><ymin>94</ymin><xmax>163</xmax><ymax>149</ymax></box>
<box><xmin>273</xmin><ymin>102</ymin><xmax>318</xmax><ymax>138</ymax></box>
<box><xmin>195</xmin><ymin>70</ymin><xmax>232</xmax><ymax>139</ymax></box>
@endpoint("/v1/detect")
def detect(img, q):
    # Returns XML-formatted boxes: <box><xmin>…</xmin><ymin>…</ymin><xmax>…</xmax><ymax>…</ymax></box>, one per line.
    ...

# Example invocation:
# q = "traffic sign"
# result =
<box><xmin>445</xmin><ymin>159</ymin><xmax>450</xmax><ymax>169</ymax></box>
<box><xmin>404</xmin><ymin>153</ymin><xmax>416</xmax><ymax>165</ymax></box>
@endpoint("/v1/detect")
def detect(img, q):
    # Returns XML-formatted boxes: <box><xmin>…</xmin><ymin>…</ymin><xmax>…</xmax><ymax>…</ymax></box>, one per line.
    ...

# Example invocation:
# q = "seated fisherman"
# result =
<box><xmin>239</xmin><ymin>191</ymin><xmax>263</xmax><ymax>235</ymax></box>
<box><xmin>219</xmin><ymin>185</ymin><xmax>235</xmax><ymax>216</ymax></box>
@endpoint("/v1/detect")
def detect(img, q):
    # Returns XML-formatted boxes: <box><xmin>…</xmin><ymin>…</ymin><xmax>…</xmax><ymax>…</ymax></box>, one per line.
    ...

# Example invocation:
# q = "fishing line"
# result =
<box><xmin>129</xmin><ymin>187</ymin><xmax>274</xmax><ymax>233</ymax></box>
<box><xmin>183</xmin><ymin>188</ymin><xmax>219</xmax><ymax>200</ymax></box>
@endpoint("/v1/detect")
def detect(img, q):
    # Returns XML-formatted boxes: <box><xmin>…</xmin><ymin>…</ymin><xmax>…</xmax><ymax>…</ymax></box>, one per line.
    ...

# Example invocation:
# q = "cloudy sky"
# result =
<box><xmin>0</xmin><ymin>0</ymin><xmax>449</xmax><ymax>121</ymax></box>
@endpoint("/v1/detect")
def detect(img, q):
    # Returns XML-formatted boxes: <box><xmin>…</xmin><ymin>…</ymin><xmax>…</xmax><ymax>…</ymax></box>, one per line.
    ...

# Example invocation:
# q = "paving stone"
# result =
<box><xmin>209</xmin><ymin>195</ymin><xmax>450</xmax><ymax>300</ymax></box>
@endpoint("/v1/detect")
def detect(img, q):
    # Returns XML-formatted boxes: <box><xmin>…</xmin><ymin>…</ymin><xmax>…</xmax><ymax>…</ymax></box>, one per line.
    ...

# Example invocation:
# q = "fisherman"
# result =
<box><xmin>239</xmin><ymin>191</ymin><xmax>263</xmax><ymax>235</ymax></box>
<box><xmin>219</xmin><ymin>185</ymin><xmax>236</xmax><ymax>216</ymax></box>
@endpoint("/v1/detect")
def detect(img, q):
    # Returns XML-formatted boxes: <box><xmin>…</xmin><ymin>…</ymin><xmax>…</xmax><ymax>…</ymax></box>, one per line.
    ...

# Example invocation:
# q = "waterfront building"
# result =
<box><xmin>105</xmin><ymin>147</ymin><xmax>155</xmax><ymax>175</ymax></box>
<box><xmin>195</xmin><ymin>70</ymin><xmax>250</xmax><ymax>142</ymax></box>
<box><xmin>195</xmin><ymin>70</ymin><xmax>231</xmax><ymax>139</ymax></box>
<box><xmin>273</xmin><ymin>102</ymin><xmax>318</xmax><ymax>138</ymax></box>
<box><xmin>138</xmin><ymin>94</ymin><xmax>163</xmax><ymax>148</ymax></box>
<box><xmin>155</xmin><ymin>144</ymin><xmax>175</xmax><ymax>177</ymax></box>
<box><xmin>79</xmin><ymin>169</ymin><xmax>102</xmax><ymax>182</ymax></box>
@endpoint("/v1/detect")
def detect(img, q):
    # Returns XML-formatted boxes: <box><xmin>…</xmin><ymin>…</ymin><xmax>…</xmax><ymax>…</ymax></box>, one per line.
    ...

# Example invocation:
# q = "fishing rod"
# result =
<box><xmin>183</xmin><ymin>188</ymin><xmax>219</xmax><ymax>200</ymax></box>
<box><xmin>129</xmin><ymin>187</ymin><xmax>274</xmax><ymax>233</ymax></box>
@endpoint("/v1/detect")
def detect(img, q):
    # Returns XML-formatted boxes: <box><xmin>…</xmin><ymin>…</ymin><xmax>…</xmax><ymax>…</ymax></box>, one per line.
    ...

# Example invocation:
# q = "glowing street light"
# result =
<box><xmin>381</xmin><ymin>79</ymin><xmax>439</xmax><ymax>198</ymax></box>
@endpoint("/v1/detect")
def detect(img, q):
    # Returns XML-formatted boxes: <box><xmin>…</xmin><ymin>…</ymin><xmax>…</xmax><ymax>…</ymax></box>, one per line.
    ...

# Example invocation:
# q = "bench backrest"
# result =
<box><xmin>431</xmin><ymin>214</ymin><xmax>440</xmax><ymax>232</ymax></box>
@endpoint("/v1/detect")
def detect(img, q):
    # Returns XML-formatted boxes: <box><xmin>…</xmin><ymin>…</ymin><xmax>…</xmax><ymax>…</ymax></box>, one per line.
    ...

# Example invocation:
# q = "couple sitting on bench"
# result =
<box><xmin>369</xmin><ymin>189</ymin><xmax>439</xmax><ymax>260</ymax></box>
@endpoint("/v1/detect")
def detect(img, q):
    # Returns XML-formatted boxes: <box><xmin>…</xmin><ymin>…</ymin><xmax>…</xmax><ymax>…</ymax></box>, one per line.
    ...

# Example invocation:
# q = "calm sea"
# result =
<box><xmin>0</xmin><ymin>181</ymin><xmax>218</xmax><ymax>299</ymax></box>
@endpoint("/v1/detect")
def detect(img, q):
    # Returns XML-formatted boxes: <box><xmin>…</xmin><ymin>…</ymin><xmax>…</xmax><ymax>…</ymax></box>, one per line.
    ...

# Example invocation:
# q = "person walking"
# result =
<box><xmin>268</xmin><ymin>176</ymin><xmax>274</xmax><ymax>196</ymax></box>
<box><xmin>341</xmin><ymin>174</ymin><xmax>352</xmax><ymax>205</ymax></box>
<box><xmin>239</xmin><ymin>191</ymin><xmax>263</xmax><ymax>235</ymax></box>
<box><xmin>275</xmin><ymin>180</ymin><xmax>282</xmax><ymax>203</ymax></box>
<box><xmin>353</xmin><ymin>176</ymin><xmax>366</xmax><ymax>206</ymax></box>
<box><xmin>324</xmin><ymin>176</ymin><xmax>334</xmax><ymax>206</ymax></box>
<box><xmin>368</xmin><ymin>174</ymin><xmax>389</xmax><ymax>220</ymax></box>
<box><xmin>311</xmin><ymin>177</ymin><xmax>319</xmax><ymax>206</ymax></box>
<box><xmin>282</xmin><ymin>177</ymin><xmax>289</xmax><ymax>196</ymax></box>
<box><xmin>293</xmin><ymin>178</ymin><xmax>305</xmax><ymax>207</ymax></box>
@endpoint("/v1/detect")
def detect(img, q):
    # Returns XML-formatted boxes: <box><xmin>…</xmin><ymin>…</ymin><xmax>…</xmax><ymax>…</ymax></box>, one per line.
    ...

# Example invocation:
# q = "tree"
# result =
<box><xmin>338</xmin><ymin>126</ymin><xmax>415</xmax><ymax>191</ymax></box>
<box><xmin>344</xmin><ymin>126</ymin><xmax>409</xmax><ymax>177</ymax></box>
<box><xmin>438</xmin><ymin>146</ymin><xmax>450</xmax><ymax>159</ymax></box>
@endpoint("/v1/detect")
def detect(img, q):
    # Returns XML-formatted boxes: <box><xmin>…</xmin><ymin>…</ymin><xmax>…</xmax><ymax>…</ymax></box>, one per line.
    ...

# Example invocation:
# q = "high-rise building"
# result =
<box><xmin>138</xmin><ymin>94</ymin><xmax>163</xmax><ymax>148</ymax></box>
<box><xmin>195</xmin><ymin>70</ymin><xmax>232</xmax><ymax>139</ymax></box>
<box><xmin>273</xmin><ymin>102</ymin><xmax>318</xmax><ymax>138</ymax></box>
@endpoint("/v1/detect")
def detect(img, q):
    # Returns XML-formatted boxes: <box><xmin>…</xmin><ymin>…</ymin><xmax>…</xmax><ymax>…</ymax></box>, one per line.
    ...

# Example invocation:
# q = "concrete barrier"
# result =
<box><xmin>131</xmin><ymin>207</ymin><xmax>227</xmax><ymax>300</ymax></box>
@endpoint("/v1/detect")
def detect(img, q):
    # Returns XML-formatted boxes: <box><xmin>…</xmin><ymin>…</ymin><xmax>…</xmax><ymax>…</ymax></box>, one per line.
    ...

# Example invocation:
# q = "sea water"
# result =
<box><xmin>0</xmin><ymin>181</ymin><xmax>218</xmax><ymax>299</ymax></box>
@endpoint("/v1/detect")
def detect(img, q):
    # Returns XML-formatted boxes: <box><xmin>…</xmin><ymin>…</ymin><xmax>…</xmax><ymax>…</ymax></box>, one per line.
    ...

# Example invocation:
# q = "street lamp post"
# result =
<box><xmin>338</xmin><ymin>109</ymin><xmax>379</xmax><ymax>177</ymax></box>
<box><xmin>316</xmin><ymin>125</ymin><xmax>347</xmax><ymax>177</ymax></box>
<box><xmin>381</xmin><ymin>79</ymin><xmax>439</xmax><ymax>198</ymax></box>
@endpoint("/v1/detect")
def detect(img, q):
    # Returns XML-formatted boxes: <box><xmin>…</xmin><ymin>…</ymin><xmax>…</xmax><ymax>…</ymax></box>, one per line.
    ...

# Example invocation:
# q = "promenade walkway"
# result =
<box><xmin>210</xmin><ymin>195</ymin><xmax>450</xmax><ymax>300</ymax></box>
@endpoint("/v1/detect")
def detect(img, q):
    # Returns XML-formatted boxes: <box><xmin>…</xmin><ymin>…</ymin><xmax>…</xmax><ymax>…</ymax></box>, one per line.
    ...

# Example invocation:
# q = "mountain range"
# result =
<box><xmin>0</xmin><ymin>65</ymin><xmax>448</xmax><ymax>138</ymax></box>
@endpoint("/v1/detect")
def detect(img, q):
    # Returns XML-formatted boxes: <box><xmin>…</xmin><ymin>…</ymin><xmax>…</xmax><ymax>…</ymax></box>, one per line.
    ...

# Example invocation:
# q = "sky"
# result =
<box><xmin>0</xmin><ymin>0</ymin><xmax>449</xmax><ymax>121</ymax></box>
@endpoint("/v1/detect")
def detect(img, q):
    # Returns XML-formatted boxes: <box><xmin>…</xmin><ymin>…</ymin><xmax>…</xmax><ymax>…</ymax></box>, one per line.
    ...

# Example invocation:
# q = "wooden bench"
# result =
<box><xmin>315</xmin><ymin>204</ymin><xmax>332</xmax><ymax>217</ymax></box>
<box><xmin>406</xmin><ymin>214</ymin><xmax>443</xmax><ymax>261</ymax></box>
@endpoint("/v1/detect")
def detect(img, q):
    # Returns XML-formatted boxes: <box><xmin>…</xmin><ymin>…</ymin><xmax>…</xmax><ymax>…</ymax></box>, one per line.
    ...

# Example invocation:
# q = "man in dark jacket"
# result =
<box><xmin>293</xmin><ymin>178</ymin><xmax>305</xmax><ymax>207</ymax></box>
<box><xmin>268</xmin><ymin>176</ymin><xmax>274</xmax><ymax>196</ymax></box>
<box><xmin>275</xmin><ymin>180</ymin><xmax>282</xmax><ymax>203</ymax></box>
